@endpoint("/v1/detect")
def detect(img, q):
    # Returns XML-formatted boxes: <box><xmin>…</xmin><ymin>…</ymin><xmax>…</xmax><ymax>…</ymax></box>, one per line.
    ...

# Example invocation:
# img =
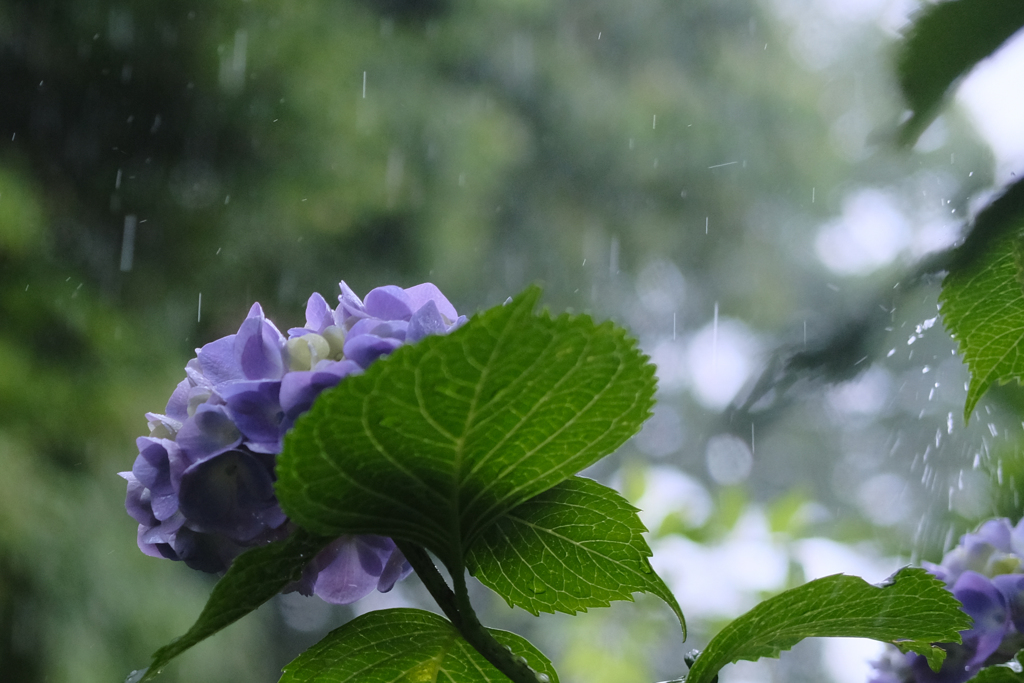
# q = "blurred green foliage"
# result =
<box><xmin>0</xmin><ymin>0</ymin><xmax>1008</xmax><ymax>681</ymax></box>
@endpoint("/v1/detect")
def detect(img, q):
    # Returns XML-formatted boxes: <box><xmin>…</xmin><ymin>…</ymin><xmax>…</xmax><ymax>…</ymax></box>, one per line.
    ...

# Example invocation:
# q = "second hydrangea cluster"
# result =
<box><xmin>869</xmin><ymin>518</ymin><xmax>1024</xmax><ymax>683</ymax></box>
<box><xmin>120</xmin><ymin>281</ymin><xmax>466</xmax><ymax>604</ymax></box>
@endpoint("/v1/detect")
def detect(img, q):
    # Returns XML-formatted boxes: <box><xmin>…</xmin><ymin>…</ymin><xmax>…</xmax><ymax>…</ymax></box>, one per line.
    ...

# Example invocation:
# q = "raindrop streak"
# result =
<box><xmin>705</xmin><ymin>216</ymin><xmax>708</xmax><ymax>235</ymax></box>
<box><xmin>948</xmin><ymin>412</ymin><xmax>954</xmax><ymax>434</ymax></box>
<box><xmin>916</xmin><ymin>317</ymin><xmax>937</xmax><ymax>334</ymax></box>
<box><xmin>812</xmin><ymin>187</ymin><xmax>815</xmax><ymax>203</ymax></box>
<box><xmin>119</xmin><ymin>214</ymin><xmax>137</xmax><ymax>272</ymax></box>
<box><xmin>653</xmin><ymin>115</ymin><xmax>657</xmax><ymax>129</ymax></box>
<box><xmin>708</xmin><ymin>161</ymin><xmax>738</xmax><ymax>169</ymax></box>
<box><xmin>712</xmin><ymin>301</ymin><xmax>719</xmax><ymax>370</ymax></box>
<box><xmin>609</xmin><ymin>237</ymin><xmax>620</xmax><ymax>274</ymax></box>
<box><xmin>198</xmin><ymin>292</ymin><xmax>202</xmax><ymax>323</ymax></box>
<box><xmin>751</xmin><ymin>423</ymin><xmax>755</xmax><ymax>454</ymax></box>
<box><xmin>672</xmin><ymin>312</ymin><xmax>677</xmax><ymax>340</ymax></box>
<box><xmin>943</xmin><ymin>526</ymin><xmax>956</xmax><ymax>553</ymax></box>
<box><xmin>362</xmin><ymin>71</ymin><xmax>366</xmax><ymax>98</ymax></box>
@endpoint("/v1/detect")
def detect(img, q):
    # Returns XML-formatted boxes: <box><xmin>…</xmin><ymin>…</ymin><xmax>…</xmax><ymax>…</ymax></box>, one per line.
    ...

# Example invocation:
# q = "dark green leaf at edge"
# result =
<box><xmin>945</xmin><ymin>177</ymin><xmax>1024</xmax><ymax>278</ymax></box>
<box><xmin>975</xmin><ymin>653</ymin><xmax>1024</xmax><ymax>683</ymax></box>
<box><xmin>975</xmin><ymin>665</ymin><xmax>1024</xmax><ymax>683</ymax></box>
<box><xmin>137</xmin><ymin>529</ymin><xmax>332</xmax><ymax>682</ymax></box>
<box><xmin>684</xmin><ymin>568</ymin><xmax>970</xmax><ymax>683</ymax></box>
<box><xmin>279</xmin><ymin>608</ymin><xmax>559</xmax><ymax>683</ymax></box>
<box><xmin>896</xmin><ymin>0</ymin><xmax>1024</xmax><ymax>145</ymax></box>
<box><xmin>939</xmin><ymin>194</ymin><xmax>1024</xmax><ymax>421</ymax></box>
<box><xmin>275</xmin><ymin>285</ymin><xmax>657</xmax><ymax>570</ymax></box>
<box><xmin>465</xmin><ymin>476</ymin><xmax>685</xmax><ymax>637</ymax></box>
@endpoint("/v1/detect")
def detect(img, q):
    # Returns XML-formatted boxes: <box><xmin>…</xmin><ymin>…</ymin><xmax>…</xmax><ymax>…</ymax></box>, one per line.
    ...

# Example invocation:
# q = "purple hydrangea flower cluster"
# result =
<box><xmin>120</xmin><ymin>281</ymin><xmax>466</xmax><ymax>604</ymax></box>
<box><xmin>869</xmin><ymin>518</ymin><xmax>1024</xmax><ymax>683</ymax></box>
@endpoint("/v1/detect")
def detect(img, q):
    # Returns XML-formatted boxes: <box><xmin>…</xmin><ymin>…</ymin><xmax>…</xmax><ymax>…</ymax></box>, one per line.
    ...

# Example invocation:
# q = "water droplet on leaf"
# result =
<box><xmin>125</xmin><ymin>669</ymin><xmax>149</xmax><ymax>683</ymax></box>
<box><xmin>531</xmin><ymin>580</ymin><xmax>547</xmax><ymax>593</ymax></box>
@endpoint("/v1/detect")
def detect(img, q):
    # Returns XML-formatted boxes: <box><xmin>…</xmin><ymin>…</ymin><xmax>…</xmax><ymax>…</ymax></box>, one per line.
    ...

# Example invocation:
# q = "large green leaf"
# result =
<box><xmin>945</xmin><ymin>177</ymin><xmax>1024</xmax><ymax>276</ymax></box>
<box><xmin>276</xmin><ymin>286</ymin><xmax>656</xmax><ymax>568</ymax></box>
<box><xmin>975</xmin><ymin>653</ymin><xmax>1024</xmax><ymax>683</ymax></box>
<box><xmin>896</xmin><ymin>0</ymin><xmax>1024</xmax><ymax>145</ymax></box>
<box><xmin>465</xmin><ymin>476</ymin><xmax>684</xmax><ymax>635</ymax></box>
<box><xmin>135</xmin><ymin>529</ymin><xmax>333</xmax><ymax>682</ymax></box>
<box><xmin>940</xmin><ymin>226</ymin><xmax>1024</xmax><ymax>420</ymax></box>
<box><xmin>278</xmin><ymin>608</ymin><xmax>558</xmax><ymax>683</ymax></box>
<box><xmin>684</xmin><ymin>568</ymin><xmax>970</xmax><ymax>683</ymax></box>
<box><xmin>976</xmin><ymin>665</ymin><xmax>1024</xmax><ymax>683</ymax></box>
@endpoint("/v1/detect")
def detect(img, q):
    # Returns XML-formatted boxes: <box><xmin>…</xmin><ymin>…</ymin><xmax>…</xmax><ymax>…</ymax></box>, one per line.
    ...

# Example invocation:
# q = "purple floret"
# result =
<box><xmin>868</xmin><ymin>518</ymin><xmax>1024</xmax><ymax>683</ymax></box>
<box><xmin>122</xmin><ymin>280</ymin><xmax>465</xmax><ymax>601</ymax></box>
<box><xmin>132</xmin><ymin>437</ymin><xmax>180</xmax><ymax>521</ymax></box>
<box><xmin>279</xmin><ymin>360</ymin><xmax>360</xmax><ymax>426</ymax></box>
<box><xmin>283</xmin><ymin>535</ymin><xmax>410</xmax><ymax>604</ymax></box>
<box><xmin>337</xmin><ymin>280</ymin><xmax>466</xmax><ymax>369</ymax></box>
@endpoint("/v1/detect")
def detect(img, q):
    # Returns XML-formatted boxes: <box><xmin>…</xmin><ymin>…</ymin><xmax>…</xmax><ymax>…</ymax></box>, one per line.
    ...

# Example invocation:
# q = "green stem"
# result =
<box><xmin>394</xmin><ymin>540</ymin><xmax>463</xmax><ymax>629</ymax></box>
<box><xmin>395</xmin><ymin>540</ymin><xmax>541</xmax><ymax>683</ymax></box>
<box><xmin>450</xmin><ymin>567</ymin><xmax>542</xmax><ymax>683</ymax></box>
